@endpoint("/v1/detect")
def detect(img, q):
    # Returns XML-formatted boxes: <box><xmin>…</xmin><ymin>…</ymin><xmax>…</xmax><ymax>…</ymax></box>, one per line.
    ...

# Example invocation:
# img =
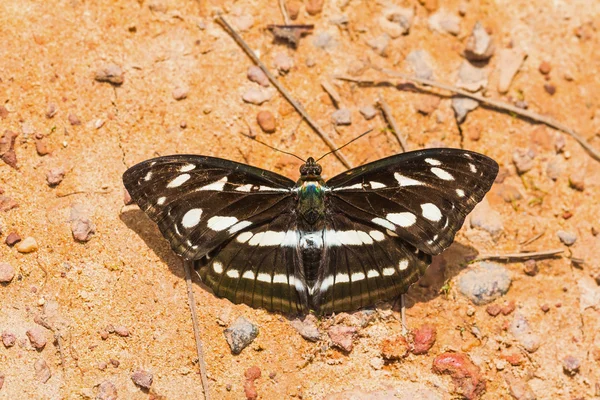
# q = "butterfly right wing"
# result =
<box><xmin>123</xmin><ymin>155</ymin><xmax>296</xmax><ymax>260</ymax></box>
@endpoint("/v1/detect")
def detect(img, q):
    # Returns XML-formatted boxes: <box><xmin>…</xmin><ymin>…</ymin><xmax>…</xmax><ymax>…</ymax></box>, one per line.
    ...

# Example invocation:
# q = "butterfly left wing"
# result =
<box><xmin>123</xmin><ymin>155</ymin><xmax>296</xmax><ymax>260</ymax></box>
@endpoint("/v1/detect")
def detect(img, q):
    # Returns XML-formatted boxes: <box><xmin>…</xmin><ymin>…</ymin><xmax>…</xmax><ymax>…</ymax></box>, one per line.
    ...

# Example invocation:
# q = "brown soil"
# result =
<box><xmin>1</xmin><ymin>1</ymin><xmax>599</xmax><ymax>399</ymax></box>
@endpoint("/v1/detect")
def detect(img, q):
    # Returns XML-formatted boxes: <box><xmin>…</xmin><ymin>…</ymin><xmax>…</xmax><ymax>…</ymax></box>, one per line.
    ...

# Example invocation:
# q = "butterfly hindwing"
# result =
<box><xmin>327</xmin><ymin>148</ymin><xmax>498</xmax><ymax>256</ymax></box>
<box><xmin>123</xmin><ymin>155</ymin><xmax>295</xmax><ymax>259</ymax></box>
<box><xmin>196</xmin><ymin>213</ymin><xmax>308</xmax><ymax>314</ymax></box>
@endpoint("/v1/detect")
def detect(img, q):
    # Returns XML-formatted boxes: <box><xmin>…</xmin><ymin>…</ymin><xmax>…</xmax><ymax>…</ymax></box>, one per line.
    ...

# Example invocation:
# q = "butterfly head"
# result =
<box><xmin>299</xmin><ymin>157</ymin><xmax>322</xmax><ymax>179</ymax></box>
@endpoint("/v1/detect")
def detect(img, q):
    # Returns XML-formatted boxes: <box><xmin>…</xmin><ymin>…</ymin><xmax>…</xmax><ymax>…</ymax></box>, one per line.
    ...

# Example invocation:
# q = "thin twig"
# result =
<box><xmin>338</xmin><ymin>70</ymin><xmax>600</xmax><ymax>162</ymax></box>
<box><xmin>519</xmin><ymin>230</ymin><xmax>545</xmax><ymax>246</ymax></box>
<box><xmin>278</xmin><ymin>0</ymin><xmax>290</xmax><ymax>25</ymax></box>
<box><xmin>216</xmin><ymin>16</ymin><xmax>352</xmax><ymax>169</ymax></box>
<box><xmin>321</xmin><ymin>80</ymin><xmax>342</xmax><ymax>109</ymax></box>
<box><xmin>183</xmin><ymin>260</ymin><xmax>210</xmax><ymax>400</ymax></box>
<box><xmin>476</xmin><ymin>248</ymin><xmax>564</xmax><ymax>262</ymax></box>
<box><xmin>377</xmin><ymin>97</ymin><xmax>407</xmax><ymax>152</ymax></box>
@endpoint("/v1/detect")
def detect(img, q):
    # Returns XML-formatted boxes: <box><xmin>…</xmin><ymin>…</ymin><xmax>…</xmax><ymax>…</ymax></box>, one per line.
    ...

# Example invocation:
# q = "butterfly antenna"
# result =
<box><xmin>316</xmin><ymin>129</ymin><xmax>374</xmax><ymax>162</ymax></box>
<box><xmin>240</xmin><ymin>133</ymin><xmax>306</xmax><ymax>163</ymax></box>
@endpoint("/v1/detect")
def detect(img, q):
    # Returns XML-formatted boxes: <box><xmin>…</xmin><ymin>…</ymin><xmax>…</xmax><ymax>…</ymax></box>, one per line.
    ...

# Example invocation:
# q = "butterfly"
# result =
<box><xmin>123</xmin><ymin>148</ymin><xmax>498</xmax><ymax>314</ymax></box>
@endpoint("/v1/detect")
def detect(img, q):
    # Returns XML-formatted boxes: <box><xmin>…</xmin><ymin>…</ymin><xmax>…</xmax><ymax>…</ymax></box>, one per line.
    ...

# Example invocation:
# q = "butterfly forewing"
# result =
<box><xmin>123</xmin><ymin>155</ymin><xmax>295</xmax><ymax>259</ymax></box>
<box><xmin>326</xmin><ymin>148</ymin><xmax>499</xmax><ymax>256</ymax></box>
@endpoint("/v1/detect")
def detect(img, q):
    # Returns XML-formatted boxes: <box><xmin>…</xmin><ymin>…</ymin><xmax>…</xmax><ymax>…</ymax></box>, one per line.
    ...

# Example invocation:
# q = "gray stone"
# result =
<box><xmin>380</xmin><ymin>6</ymin><xmax>414</xmax><ymax>38</ymax></box>
<box><xmin>247</xmin><ymin>66</ymin><xmax>269</xmax><ymax>87</ymax></box>
<box><xmin>428</xmin><ymin>9</ymin><xmax>461</xmax><ymax>36</ymax></box>
<box><xmin>464</xmin><ymin>21</ymin><xmax>494</xmax><ymax>61</ymax></box>
<box><xmin>469</xmin><ymin>198</ymin><xmax>503</xmax><ymax>238</ymax></box>
<box><xmin>557</xmin><ymin>230</ymin><xmax>577</xmax><ymax>246</ymax></box>
<box><xmin>367</xmin><ymin>34</ymin><xmax>390</xmax><ymax>56</ymax></box>
<box><xmin>34</xmin><ymin>359</ymin><xmax>51</xmax><ymax>383</ymax></box>
<box><xmin>97</xmin><ymin>381</ymin><xmax>118</xmax><ymax>400</ymax></box>
<box><xmin>290</xmin><ymin>315</ymin><xmax>321</xmax><ymax>341</ymax></box>
<box><xmin>332</xmin><ymin>109</ymin><xmax>352</xmax><ymax>126</ymax></box>
<box><xmin>546</xmin><ymin>156</ymin><xmax>563</xmax><ymax>180</ymax></box>
<box><xmin>242</xmin><ymin>87</ymin><xmax>274</xmax><ymax>105</ymax></box>
<box><xmin>562</xmin><ymin>356</ymin><xmax>580</xmax><ymax>375</ymax></box>
<box><xmin>359</xmin><ymin>105</ymin><xmax>378</xmax><ymax>120</ymax></box>
<box><xmin>313</xmin><ymin>32</ymin><xmax>336</xmax><ymax>50</ymax></box>
<box><xmin>131</xmin><ymin>370</ymin><xmax>153</xmax><ymax>389</ymax></box>
<box><xmin>512</xmin><ymin>148</ymin><xmax>535</xmax><ymax>174</ymax></box>
<box><xmin>224</xmin><ymin>316</ymin><xmax>259</xmax><ymax>354</ymax></box>
<box><xmin>406</xmin><ymin>50</ymin><xmax>434</xmax><ymax>79</ymax></box>
<box><xmin>0</xmin><ymin>262</ymin><xmax>15</xmax><ymax>283</ymax></box>
<box><xmin>452</xmin><ymin>97</ymin><xmax>479</xmax><ymax>123</ymax></box>
<box><xmin>458</xmin><ymin>262</ymin><xmax>511</xmax><ymax>305</ymax></box>
<box><xmin>496</xmin><ymin>48</ymin><xmax>527</xmax><ymax>94</ymax></box>
<box><xmin>456</xmin><ymin>61</ymin><xmax>488</xmax><ymax>92</ymax></box>
<box><xmin>509</xmin><ymin>313</ymin><xmax>541</xmax><ymax>353</ymax></box>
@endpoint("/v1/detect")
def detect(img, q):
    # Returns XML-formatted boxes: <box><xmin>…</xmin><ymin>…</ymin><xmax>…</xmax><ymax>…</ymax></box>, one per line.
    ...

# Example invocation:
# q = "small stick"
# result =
<box><xmin>183</xmin><ymin>259</ymin><xmax>210</xmax><ymax>400</ymax></box>
<box><xmin>377</xmin><ymin>97</ymin><xmax>407</xmax><ymax>152</ymax></box>
<box><xmin>519</xmin><ymin>230</ymin><xmax>545</xmax><ymax>246</ymax></box>
<box><xmin>321</xmin><ymin>80</ymin><xmax>342</xmax><ymax>109</ymax></box>
<box><xmin>476</xmin><ymin>248</ymin><xmax>564</xmax><ymax>262</ymax></box>
<box><xmin>338</xmin><ymin>71</ymin><xmax>600</xmax><ymax>162</ymax></box>
<box><xmin>278</xmin><ymin>0</ymin><xmax>291</xmax><ymax>25</ymax></box>
<box><xmin>216</xmin><ymin>16</ymin><xmax>352</xmax><ymax>169</ymax></box>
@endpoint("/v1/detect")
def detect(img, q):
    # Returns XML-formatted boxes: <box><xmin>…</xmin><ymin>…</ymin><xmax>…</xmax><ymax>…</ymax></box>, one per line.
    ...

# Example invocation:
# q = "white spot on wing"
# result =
<box><xmin>382</xmin><ymin>267</ymin><xmax>396</xmax><ymax>276</ymax></box>
<box><xmin>386</xmin><ymin>229</ymin><xmax>398</xmax><ymax>237</ymax></box>
<box><xmin>182</xmin><ymin>208</ymin><xmax>203</xmax><ymax>228</ymax></box>
<box><xmin>469</xmin><ymin>163</ymin><xmax>477</xmax><ymax>173</ymax></box>
<box><xmin>333</xmin><ymin>183</ymin><xmax>363</xmax><ymax>191</ymax></box>
<box><xmin>257</xmin><ymin>273</ymin><xmax>271</xmax><ymax>283</ymax></box>
<box><xmin>226</xmin><ymin>269</ymin><xmax>240</xmax><ymax>278</ymax></box>
<box><xmin>242</xmin><ymin>270</ymin><xmax>255</xmax><ymax>279</ymax></box>
<box><xmin>351</xmin><ymin>272</ymin><xmax>365</xmax><ymax>282</ymax></box>
<box><xmin>144</xmin><ymin>171</ymin><xmax>153</xmax><ymax>181</ymax></box>
<box><xmin>372</xmin><ymin>217</ymin><xmax>396</xmax><ymax>231</ymax></box>
<box><xmin>273</xmin><ymin>274</ymin><xmax>288</xmax><ymax>284</ymax></box>
<box><xmin>456</xmin><ymin>189</ymin><xmax>465</xmax><ymax>197</ymax></box>
<box><xmin>370</xmin><ymin>181</ymin><xmax>386</xmax><ymax>189</ymax></box>
<box><xmin>212</xmin><ymin>261</ymin><xmax>223</xmax><ymax>274</ymax></box>
<box><xmin>425</xmin><ymin>158</ymin><xmax>441</xmax><ymax>166</ymax></box>
<box><xmin>369</xmin><ymin>230</ymin><xmax>385</xmax><ymax>241</ymax></box>
<box><xmin>197</xmin><ymin>176</ymin><xmax>228</xmax><ymax>191</ymax></box>
<box><xmin>235</xmin><ymin>184</ymin><xmax>253</xmax><ymax>192</ymax></box>
<box><xmin>398</xmin><ymin>259</ymin><xmax>409</xmax><ymax>271</ymax></box>
<box><xmin>431</xmin><ymin>167</ymin><xmax>454</xmax><ymax>181</ymax></box>
<box><xmin>394</xmin><ymin>173</ymin><xmax>422</xmax><ymax>187</ymax></box>
<box><xmin>167</xmin><ymin>173</ymin><xmax>190</xmax><ymax>188</ymax></box>
<box><xmin>386</xmin><ymin>212</ymin><xmax>417</xmax><ymax>227</ymax></box>
<box><xmin>180</xmin><ymin>163</ymin><xmax>196</xmax><ymax>172</ymax></box>
<box><xmin>259</xmin><ymin>186</ymin><xmax>290</xmax><ymax>192</ymax></box>
<box><xmin>367</xmin><ymin>270</ymin><xmax>380</xmax><ymax>278</ymax></box>
<box><xmin>324</xmin><ymin>230</ymin><xmax>373</xmax><ymax>246</ymax></box>
<box><xmin>421</xmin><ymin>203</ymin><xmax>442</xmax><ymax>222</ymax></box>
<box><xmin>228</xmin><ymin>220</ymin><xmax>252</xmax><ymax>234</ymax></box>
<box><xmin>336</xmin><ymin>273</ymin><xmax>350</xmax><ymax>283</ymax></box>
<box><xmin>157</xmin><ymin>196</ymin><xmax>166</xmax><ymax>205</ymax></box>
<box><xmin>320</xmin><ymin>275</ymin><xmax>334</xmax><ymax>292</ymax></box>
<box><xmin>237</xmin><ymin>231</ymin><xmax>253</xmax><ymax>243</ymax></box>
<box><xmin>208</xmin><ymin>216</ymin><xmax>238</xmax><ymax>231</ymax></box>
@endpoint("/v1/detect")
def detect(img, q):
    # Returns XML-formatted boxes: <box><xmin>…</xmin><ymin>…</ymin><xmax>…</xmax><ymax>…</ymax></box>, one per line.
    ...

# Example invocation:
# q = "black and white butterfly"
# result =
<box><xmin>123</xmin><ymin>148</ymin><xmax>498</xmax><ymax>314</ymax></box>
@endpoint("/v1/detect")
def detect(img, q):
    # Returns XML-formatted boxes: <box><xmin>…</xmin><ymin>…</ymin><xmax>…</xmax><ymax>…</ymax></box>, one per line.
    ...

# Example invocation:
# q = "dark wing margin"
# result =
<box><xmin>326</xmin><ymin>148</ymin><xmax>498</xmax><ymax>256</ymax></box>
<box><xmin>123</xmin><ymin>155</ymin><xmax>296</xmax><ymax>260</ymax></box>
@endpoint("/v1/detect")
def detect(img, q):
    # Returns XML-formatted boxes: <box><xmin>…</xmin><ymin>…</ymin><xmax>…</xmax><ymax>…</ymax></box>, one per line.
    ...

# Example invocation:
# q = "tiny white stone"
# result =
<box><xmin>167</xmin><ymin>173</ymin><xmax>191</xmax><ymax>188</ymax></box>
<box><xmin>213</xmin><ymin>261</ymin><xmax>223</xmax><ymax>274</ymax></box>
<box><xmin>382</xmin><ymin>267</ymin><xmax>396</xmax><ymax>276</ymax></box>
<box><xmin>456</xmin><ymin>189</ymin><xmax>465</xmax><ymax>197</ymax></box>
<box><xmin>394</xmin><ymin>173</ymin><xmax>422</xmax><ymax>186</ymax></box>
<box><xmin>182</xmin><ymin>208</ymin><xmax>203</xmax><ymax>228</ymax></box>
<box><xmin>180</xmin><ymin>163</ymin><xmax>196</xmax><ymax>172</ymax></box>
<box><xmin>431</xmin><ymin>167</ymin><xmax>454</xmax><ymax>181</ymax></box>
<box><xmin>207</xmin><ymin>216</ymin><xmax>238</xmax><ymax>231</ymax></box>
<box><xmin>386</xmin><ymin>212</ymin><xmax>417</xmax><ymax>227</ymax></box>
<box><xmin>226</xmin><ymin>269</ymin><xmax>240</xmax><ymax>278</ymax></box>
<box><xmin>157</xmin><ymin>196</ymin><xmax>166</xmax><ymax>205</ymax></box>
<box><xmin>236</xmin><ymin>231</ymin><xmax>253</xmax><ymax>243</ymax></box>
<box><xmin>398</xmin><ymin>259</ymin><xmax>409</xmax><ymax>271</ymax></box>
<box><xmin>425</xmin><ymin>158</ymin><xmax>441</xmax><ymax>166</ymax></box>
<box><xmin>421</xmin><ymin>203</ymin><xmax>442</xmax><ymax>222</ymax></box>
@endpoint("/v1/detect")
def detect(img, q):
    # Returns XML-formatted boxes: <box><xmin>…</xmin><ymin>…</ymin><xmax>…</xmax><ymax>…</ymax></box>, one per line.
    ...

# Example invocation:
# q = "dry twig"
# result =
<box><xmin>216</xmin><ymin>16</ymin><xmax>352</xmax><ymax>169</ymax></box>
<box><xmin>377</xmin><ymin>97</ymin><xmax>408</xmax><ymax>152</ymax></box>
<box><xmin>183</xmin><ymin>260</ymin><xmax>210</xmax><ymax>400</ymax></box>
<box><xmin>278</xmin><ymin>0</ymin><xmax>291</xmax><ymax>25</ymax></box>
<box><xmin>475</xmin><ymin>248</ymin><xmax>564</xmax><ymax>262</ymax></box>
<box><xmin>338</xmin><ymin>70</ymin><xmax>600</xmax><ymax>162</ymax></box>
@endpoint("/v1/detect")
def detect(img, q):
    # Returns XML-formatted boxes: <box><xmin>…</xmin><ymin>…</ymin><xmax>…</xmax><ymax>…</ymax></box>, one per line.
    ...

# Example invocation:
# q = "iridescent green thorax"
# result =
<box><xmin>296</xmin><ymin>157</ymin><xmax>326</xmax><ymax>226</ymax></box>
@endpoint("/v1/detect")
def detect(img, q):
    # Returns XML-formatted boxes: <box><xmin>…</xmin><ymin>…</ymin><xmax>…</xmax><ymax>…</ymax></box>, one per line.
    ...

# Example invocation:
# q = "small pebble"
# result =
<box><xmin>428</xmin><ymin>9</ymin><xmax>461</xmax><ymax>36</ymax></box>
<box><xmin>544</xmin><ymin>83</ymin><xmax>556</xmax><ymax>95</ymax></box>
<box><xmin>131</xmin><ymin>370</ymin><xmax>153</xmax><ymax>389</ymax></box>
<box><xmin>464</xmin><ymin>21</ymin><xmax>494</xmax><ymax>61</ymax></box>
<box><xmin>557</xmin><ymin>230</ymin><xmax>577</xmax><ymax>246</ymax></box>
<box><xmin>224</xmin><ymin>316</ymin><xmax>259</xmax><ymax>355</ymax></box>
<box><xmin>432</xmin><ymin>353</ymin><xmax>486</xmax><ymax>399</ymax></box>
<box><xmin>2</xmin><ymin>331</ymin><xmax>16</xmax><ymax>347</ymax></box>
<box><xmin>46</xmin><ymin>167</ymin><xmax>66</xmax><ymax>187</ymax></box>
<box><xmin>406</xmin><ymin>49</ymin><xmax>434</xmax><ymax>79</ymax></box>
<box><xmin>257</xmin><ymin>111</ymin><xmax>276</xmax><ymax>133</ymax></box>
<box><xmin>305</xmin><ymin>0</ymin><xmax>324</xmax><ymax>15</ymax></box>
<box><xmin>68</xmin><ymin>113</ymin><xmax>81</xmax><ymax>126</ymax></box>
<box><xmin>247</xmin><ymin>66</ymin><xmax>269</xmax><ymax>87</ymax></box>
<box><xmin>312</xmin><ymin>32</ymin><xmax>335</xmax><ymax>51</ymax></box>
<box><xmin>180</xmin><ymin>120</ymin><xmax>187</xmax><ymax>129</ymax></box>
<box><xmin>231</xmin><ymin>15</ymin><xmax>254</xmax><ymax>32</ymax></box>
<box><xmin>95</xmin><ymin>64</ymin><xmax>124</xmax><ymax>85</ymax></box>
<box><xmin>380</xmin><ymin>6</ymin><xmax>414</xmax><ymax>38</ymax></box>
<box><xmin>332</xmin><ymin>109</ymin><xmax>351</xmax><ymax>126</ymax></box>
<box><xmin>546</xmin><ymin>156</ymin><xmax>563</xmax><ymax>180</ymax></box>
<box><xmin>34</xmin><ymin>359</ymin><xmax>51</xmax><ymax>383</ymax></box>
<box><xmin>412</xmin><ymin>324</ymin><xmax>436</xmax><ymax>354</ymax></box>
<box><xmin>97</xmin><ymin>381</ymin><xmax>118</xmax><ymax>400</ymax></box>
<box><xmin>359</xmin><ymin>105</ymin><xmax>378</xmax><ymax>120</ymax></box>
<box><xmin>523</xmin><ymin>260</ymin><xmax>538</xmax><ymax>276</ymax></box>
<box><xmin>380</xmin><ymin>334</ymin><xmax>410</xmax><ymax>360</ymax></box>
<box><xmin>0</xmin><ymin>263</ymin><xmax>15</xmax><ymax>283</ymax></box>
<box><xmin>562</xmin><ymin>355</ymin><xmax>580</xmax><ymax>375</ymax></box>
<box><xmin>469</xmin><ymin>199</ymin><xmax>503</xmax><ymax>238</ymax></box>
<box><xmin>35</xmin><ymin>135</ymin><xmax>50</xmax><ymax>156</ymax></box>
<box><xmin>458</xmin><ymin>262</ymin><xmax>511</xmax><ymax>305</ymax></box>
<box><xmin>505</xmin><ymin>373</ymin><xmax>536</xmax><ymax>400</ymax></box>
<box><xmin>113</xmin><ymin>326</ymin><xmax>130</xmax><ymax>337</ymax></box>
<box><xmin>0</xmin><ymin>105</ymin><xmax>8</xmax><ymax>119</ymax></box>
<box><xmin>366</xmin><ymin>34</ymin><xmax>391</xmax><ymax>57</ymax></box>
<box><xmin>510</xmin><ymin>313</ymin><xmax>541</xmax><ymax>353</ymax></box>
<box><xmin>370</xmin><ymin>357</ymin><xmax>384</xmax><ymax>370</ymax></box>
<box><xmin>172</xmin><ymin>87</ymin><xmax>189</xmax><ymax>101</ymax></box>
<box><xmin>486</xmin><ymin>304</ymin><xmax>502</xmax><ymax>317</ymax></box>
<box><xmin>273</xmin><ymin>53</ymin><xmax>294</xmax><ymax>75</ymax></box>
<box><xmin>456</xmin><ymin>61</ymin><xmax>488</xmax><ymax>92</ymax></box>
<box><xmin>512</xmin><ymin>148</ymin><xmax>535</xmax><ymax>174</ymax></box>
<box><xmin>97</xmin><ymin>362</ymin><xmax>107</xmax><ymax>371</ymax></box>
<box><xmin>496</xmin><ymin>48</ymin><xmax>527</xmax><ymax>94</ymax></box>
<box><xmin>328</xmin><ymin>325</ymin><xmax>357</xmax><ymax>352</ymax></box>
<box><xmin>5</xmin><ymin>232</ymin><xmax>21</xmax><ymax>247</ymax></box>
<box><xmin>415</xmin><ymin>94</ymin><xmax>440</xmax><ymax>115</ymax></box>
<box><xmin>16</xmin><ymin>237</ymin><xmax>38</xmax><ymax>253</ymax></box>
<box><xmin>568</xmin><ymin>171</ymin><xmax>585</xmax><ymax>191</ymax></box>
<box><xmin>242</xmin><ymin>87</ymin><xmax>274</xmax><ymax>105</ymax></box>
<box><xmin>452</xmin><ymin>97</ymin><xmax>479</xmax><ymax>124</ymax></box>
<box><xmin>27</xmin><ymin>327</ymin><xmax>47</xmax><ymax>350</ymax></box>
<box><xmin>286</xmin><ymin>0</ymin><xmax>302</xmax><ymax>20</ymax></box>
<box><xmin>466</xmin><ymin>307</ymin><xmax>475</xmax><ymax>317</ymax></box>
<box><xmin>539</xmin><ymin>61</ymin><xmax>552</xmax><ymax>75</ymax></box>
<box><xmin>541</xmin><ymin>304</ymin><xmax>550</xmax><ymax>313</ymax></box>
<box><xmin>501</xmin><ymin>301</ymin><xmax>516</xmax><ymax>315</ymax></box>
<box><xmin>46</xmin><ymin>103</ymin><xmax>58</xmax><ymax>119</ymax></box>
<box><xmin>290</xmin><ymin>315</ymin><xmax>321</xmax><ymax>342</ymax></box>
<box><xmin>109</xmin><ymin>359</ymin><xmax>120</xmax><ymax>368</ymax></box>
<box><xmin>0</xmin><ymin>196</ymin><xmax>18</xmax><ymax>212</ymax></box>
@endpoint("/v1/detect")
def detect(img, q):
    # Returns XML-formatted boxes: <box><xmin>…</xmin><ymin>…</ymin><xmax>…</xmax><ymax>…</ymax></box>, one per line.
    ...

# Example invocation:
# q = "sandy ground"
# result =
<box><xmin>1</xmin><ymin>0</ymin><xmax>600</xmax><ymax>399</ymax></box>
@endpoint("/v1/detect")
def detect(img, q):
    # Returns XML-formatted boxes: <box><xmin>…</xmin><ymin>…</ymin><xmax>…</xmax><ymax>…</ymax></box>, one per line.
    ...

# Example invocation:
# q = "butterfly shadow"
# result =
<box><xmin>119</xmin><ymin>209</ymin><xmax>211</xmax><ymax>292</ymax></box>
<box><xmin>402</xmin><ymin>240</ymin><xmax>480</xmax><ymax>310</ymax></box>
